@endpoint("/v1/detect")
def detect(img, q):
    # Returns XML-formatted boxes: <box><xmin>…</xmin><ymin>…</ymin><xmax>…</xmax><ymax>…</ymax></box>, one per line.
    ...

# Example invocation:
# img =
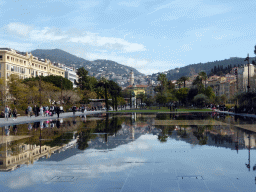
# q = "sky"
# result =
<box><xmin>0</xmin><ymin>0</ymin><xmax>256</xmax><ymax>75</ymax></box>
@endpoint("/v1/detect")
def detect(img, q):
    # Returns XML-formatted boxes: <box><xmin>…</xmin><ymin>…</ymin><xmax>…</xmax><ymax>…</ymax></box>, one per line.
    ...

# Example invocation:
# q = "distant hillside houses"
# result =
<box><xmin>171</xmin><ymin>64</ymin><xmax>256</xmax><ymax>100</ymax></box>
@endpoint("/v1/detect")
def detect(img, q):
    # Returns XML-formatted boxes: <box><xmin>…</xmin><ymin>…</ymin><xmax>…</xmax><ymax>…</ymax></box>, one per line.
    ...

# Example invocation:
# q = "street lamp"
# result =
<box><xmin>245</xmin><ymin>54</ymin><xmax>250</xmax><ymax>92</ymax></box>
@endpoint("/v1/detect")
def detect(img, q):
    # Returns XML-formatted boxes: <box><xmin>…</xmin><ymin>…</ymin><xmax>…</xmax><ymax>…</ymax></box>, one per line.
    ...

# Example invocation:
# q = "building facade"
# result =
<box><xmin>0</xmin><ymin>48</ymin><xmax>65</xmax><ymax>83</ymax></box>
<box><xmin>237</xmin><ymin>64</ymin><xmax>255</xmax><ymax>93</ymax></box>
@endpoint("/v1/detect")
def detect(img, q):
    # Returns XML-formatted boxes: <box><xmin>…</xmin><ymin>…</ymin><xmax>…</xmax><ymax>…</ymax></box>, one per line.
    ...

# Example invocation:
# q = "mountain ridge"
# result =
<box><xmin>31</xmin><ymin>49</ymin><xmax>145</xmax><ymax>77</ymax></box>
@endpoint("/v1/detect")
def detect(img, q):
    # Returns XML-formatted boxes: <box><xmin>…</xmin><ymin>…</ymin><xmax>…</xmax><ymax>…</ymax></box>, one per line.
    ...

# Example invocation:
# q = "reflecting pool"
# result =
<box><xmin>0</xmin><ymin>112</ymin><xmax>256</xmax><ymax>191</ymax></box>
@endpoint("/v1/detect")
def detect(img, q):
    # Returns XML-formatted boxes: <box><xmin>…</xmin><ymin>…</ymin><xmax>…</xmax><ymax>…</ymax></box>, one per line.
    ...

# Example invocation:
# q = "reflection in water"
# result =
<box><xmin>1</xmin><ymin>113</ymin><xmax>256</xmax><ymax>175</ymax></box>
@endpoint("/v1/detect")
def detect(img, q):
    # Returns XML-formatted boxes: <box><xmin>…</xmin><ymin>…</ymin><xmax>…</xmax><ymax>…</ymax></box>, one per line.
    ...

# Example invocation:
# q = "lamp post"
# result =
<box><xmin>245</xmin><ymin>54</ymin><xmax>250</xmax><ymax>92</ymax></box>
<box><xmin>104</xmin><ymin>80</ymin><xmax>109</xmax><ymax>112</ymax></box>
<box><xmin>61</xmin><ymin>78</ymin><xmax>63</xmax><ymax>104</ymax></box>
<box><xmin>39</xmin><ymin>75</ymin><xmax>42</xmax><ymax>106</ymax></box>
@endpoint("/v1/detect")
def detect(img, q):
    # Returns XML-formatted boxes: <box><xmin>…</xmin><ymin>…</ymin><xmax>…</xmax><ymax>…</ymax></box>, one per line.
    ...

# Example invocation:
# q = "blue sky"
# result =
<box><xmin>0</xmin><ymin>0</ymin><xmax>256</xmax><ymax>75</ymax></box>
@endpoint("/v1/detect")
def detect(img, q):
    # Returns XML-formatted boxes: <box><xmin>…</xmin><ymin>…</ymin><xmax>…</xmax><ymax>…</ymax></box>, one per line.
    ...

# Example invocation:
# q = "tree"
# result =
<box><xmin>167</xmin><ymin>80</ymin><xmax>175</xmax><ymax>90</ymax></box>
<box><xmin>176</xmin><ymin>79</ymin><xmax>183</xmax><ymax>89</ymax></box>
<box><xmin>175</xmin><ymin>88</ymin><xmax>188</xmax><ymax>105</ymax></box>
<box><xmin>178</xmin><ymin>76</ymin><xmax>189</xmax><ymax>88</ymax></box>
<box><xmin>23</xmin><ymin>75</ymin><xmax>73</xmax><ymax>90</ymax></box>
<box><xmin>220</xmin><ymin>94</ymin><xmax>227</xmax><ymax>104</ymax></box>
<box><xmin>204</xmin><ymin>86</ymin><xmax>215</xmax><ymax>101</ymax></box>
<box><xmin>8</xmin><ymin>74</ymin><xmax>29</xmax><ymax>105</ymax></box>
<box><xmin>75</xmin><ymin>67</ymin><xmax>90</xmax><ymax>90</ymax></box>
<box><xmin>137</xmin><ymin>92</ymin><xmax>146</xmax><ymax>108</ymax></box>
<box><xmin>192</xmin><ymin>76</ymin><xmax>204</xmax><ymax>93</ymax></box>
<box><xmin>193</xmin><ymin>94</ymin><xmax>209</xmax><ymax>107</ymax></box>
<box><xmin>188</xmin><ymin>88</ymin><xmax>198</xmax><ymax>104</ymax></box>
<box><xmin>0</xmin><ymin>78</ymin><xmax>5</xmax><ymax>106</ymax></box>
<box><xmin>157</xmin><ymin>73</ymin><xmax>168</xmax><ymax>93</ymax></box>
<box><xmin>117</xmin><ymin>97</ymin><xmax>126</xmax><ymax>109</ymax></box>
<box><xmin>144</xmin><ymin>94</ymin><xmax>155</xmax><ymax>107</ymax></box>
<box><xmin>156</xmin><ymin>93</ymin><xmax>167</xmax><ymax>106</ymax></box>
<box><xmin>97</xmin><ymin>78</ymin><xmax>110</xmax><ymax>111</ymax></box>
<box><xmin>198</xmin><ymin>71</ymin><xmax>207</xmax><ymax>87</ymax></box>
<box><xmin>108</xmin><ymin>80</ymin><xmax>122</xmax><ymax>111</ymax></box>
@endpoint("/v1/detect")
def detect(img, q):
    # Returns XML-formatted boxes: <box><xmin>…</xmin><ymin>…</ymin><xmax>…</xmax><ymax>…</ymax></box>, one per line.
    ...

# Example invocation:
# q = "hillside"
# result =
<box><xmin>153</xmin><ymin>57</ymin><xmax>254</xmax><ymax>80</ymax></box>
<box><xmin>31</xmin><ymin>49</ymin><xmax>144</xmax><ymax>77</ymax></box>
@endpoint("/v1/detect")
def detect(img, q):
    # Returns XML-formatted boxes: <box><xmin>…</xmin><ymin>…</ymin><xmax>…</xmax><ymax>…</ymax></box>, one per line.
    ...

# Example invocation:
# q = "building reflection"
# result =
<box><xmin>2</xmin><ymin>113</ymin><xmax>256</xmax><ymax>173</ymax></box>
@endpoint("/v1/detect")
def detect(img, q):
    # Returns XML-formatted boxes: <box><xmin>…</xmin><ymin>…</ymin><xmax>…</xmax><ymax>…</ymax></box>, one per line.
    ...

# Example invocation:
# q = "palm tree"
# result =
<box><xmin>176</xmin><ymin>79</ymin><xmax>183</xmax><ymax>89</ymax></box>
<box><xmin>198</xmin><ymin>71</ymin><xmax>207</xmax><ymax>88</ymax></box>
<box><xmin>178</xmin><ymin>76</ymin><xmax>189</xmax><ymax>88</ymax></box>
<box><xmin>157</xmin><ymin>73</ymin><xmax>168</xmax><ymax>93</ymax></box>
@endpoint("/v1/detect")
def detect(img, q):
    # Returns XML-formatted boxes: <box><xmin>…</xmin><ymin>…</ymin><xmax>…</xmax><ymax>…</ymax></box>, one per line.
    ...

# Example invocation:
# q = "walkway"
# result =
<box><xmin>0</xmin><ymin>111</ymin><xmax>103</xmax><ymax>126</ymax></box>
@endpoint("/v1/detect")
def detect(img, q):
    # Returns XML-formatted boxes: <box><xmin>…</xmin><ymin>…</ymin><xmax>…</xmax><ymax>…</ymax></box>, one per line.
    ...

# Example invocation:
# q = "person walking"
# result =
<box><xmin>36</xmin><ymin>106</ymin><xmax>40</xmax><ymax>117</ymax></box>
<box><xmin>72</xmin><ymin>105</ymin><xmax>76</xmax><ymax>115</ymax></box>
<box><xmin>13</xmin><ymin>107</ymin><xmax>17</xmax><ymax>120</ymax></box>
<box><xmin>33</xmin><ymin>105</ymin><xmax>37</xmax><ymax>117</ymax></box>
<box><xmin>27</xmin><ymin>106</ymin><xmax>32</xmax><ymax>117</ymax></box>
<box><xmin>56</xmin><ymin>106</ymin><xmax>60</xmax><ymax>118</ymax></box>
<box><xmin>4</xmin><ymin>106</ymin><xmax>9</xmax><ymax>121</ymax></box>
<box><xmin>39</xmin><ymin>106</ymin><xmax>44</xmax><ymax>116</ymax></box>
<box><xmin>60</xmin><ymin>105</ymin><xmax>63</xmax><ymax>113</ymax></box>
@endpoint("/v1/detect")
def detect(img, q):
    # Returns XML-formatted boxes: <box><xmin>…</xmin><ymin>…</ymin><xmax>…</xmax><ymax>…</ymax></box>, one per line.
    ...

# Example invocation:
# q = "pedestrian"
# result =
<box><xmin>33</xmin><ymin>105</ymin><xmax>37</xmax><ymax>117</ymax></box>
<box><xmin>56</xmin><ymin>106</ymin><xmax>60</xmax><ymax>118</ymax></box>
<box><xmin>36</xmin><ymin>106</ymin><xmax>40</xmax><ymax>116</ymax></box>
<box><xmin>28</xmin><ymin>106</ymin><xmax>32</xmax><ymax>117</ymax></box>
<box><xmin>4</xmin><ymin>106</ymin><xmax>9</xmax><ymax>121</ymax></box>
<box><xmin>40</xmin><ymin>106</ymin><xmax>44</xmax><ymax>116</ymax></box>
<box><xmin>72</xmin><ymin>105</ymin><xmax>76</xmax><ymax>115</ymax></box>
<box><xmin>60</xmin><ymin>105</ymin><xmax>63</xmax><ymax>113</ymax></box>
<box><xmin>8</xmin><ymin>107</ymin><xmax>12</xmax><ymax>118</ymax></box>
<box><xmin>13</xmin><ymin>107</ymin><xmax>17</xmax><ymax>120</ymax></box>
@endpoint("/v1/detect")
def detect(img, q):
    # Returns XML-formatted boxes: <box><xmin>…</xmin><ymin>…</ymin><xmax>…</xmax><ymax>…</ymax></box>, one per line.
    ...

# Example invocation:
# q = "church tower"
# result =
<box><xmin>130</xmin><ymin>70</ymin><xmax>134</xmax><ymax>85</ymax></box>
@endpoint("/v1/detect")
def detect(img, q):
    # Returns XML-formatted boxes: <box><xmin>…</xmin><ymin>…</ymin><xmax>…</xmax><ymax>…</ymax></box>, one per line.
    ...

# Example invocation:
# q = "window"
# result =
<box><xmin>24</xmin><ymin>61</ymin><xmax>26</xmax><ymax>64</ymax></box>
<box><xmin>0</xmin><ymin>55</ymin><xmax>2</xmax><ymax>60</ymax></box>
<box><xmin>7</xmin><ymin>56</ymin><xmax>9</xmax><ymax>60</ymax></box>
<box><xmin>7</xmin><ymin>64</ymin><xmax>10</xmax><ymax>70</ymax></box>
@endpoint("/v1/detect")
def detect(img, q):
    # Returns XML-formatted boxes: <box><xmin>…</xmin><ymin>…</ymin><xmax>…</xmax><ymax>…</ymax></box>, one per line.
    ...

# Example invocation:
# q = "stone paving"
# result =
<box><xmin>0</xmin><ymin>111</ymin><xmax>103</xmax><ymax>126</ymax></box>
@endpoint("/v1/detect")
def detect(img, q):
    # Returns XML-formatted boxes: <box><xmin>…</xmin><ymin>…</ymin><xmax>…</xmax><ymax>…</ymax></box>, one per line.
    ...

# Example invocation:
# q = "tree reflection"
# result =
<box><xmin>193</xmin><ymin>125</ymin><xmax>208</xmax><ymax>145</ymax></box>
<box><xmin>77</xmin><ymin>115</ymin><xmax>123</xmax><ymax>150</ymax></box>
<box><xmin>157</xmin><ymin>125</ymin><xmax>175</xmax><ymax>143</ymax></box>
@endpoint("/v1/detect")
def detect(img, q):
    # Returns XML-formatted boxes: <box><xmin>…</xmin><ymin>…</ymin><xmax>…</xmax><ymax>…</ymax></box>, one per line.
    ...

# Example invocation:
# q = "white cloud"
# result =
<box><xmin>69</xmin><ymin>33</ymin><xmax>146</xmax><ymax>52</ymax></box>
<box><xmin>30</xmin><ymin>27</ymin><xmax>68</xmax><ymax>42</ymax></box>
<box><xmin>6</xmin><ymin>23</ymin><xmax>33</xmax><ymax>37</ymax></box>
<box><xmin>5</xmin><ymin>22</ymin><xmax>146</xmax><ymax>53</ymax></box>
